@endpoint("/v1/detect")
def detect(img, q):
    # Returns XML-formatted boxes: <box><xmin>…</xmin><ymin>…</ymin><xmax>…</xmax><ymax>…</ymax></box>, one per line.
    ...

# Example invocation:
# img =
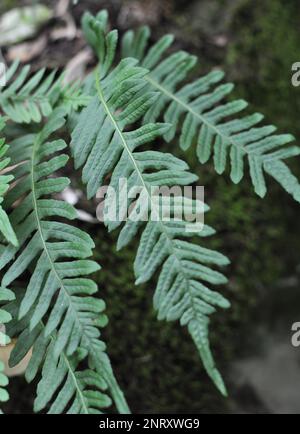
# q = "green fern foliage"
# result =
<box><xmin>82</xmin><ymin>11</ymin><xmax>300</xmax><ymax>202</ymax></box>
<box><xmin>120</xmin><ymin>26</ymin><xmax>300</xmax><ymax>201</ymax></box>
<box><xmin>5</xmin><ymin>295</ymin><xmax>113</xmax><ymax>414</ymax></box>
<box><xmin>0</xmin><ymin>115</ymin><xmax>16</xmax><ymax>410</ymax></box>
<box><xmin>0</xmin><ymin>287</ymin><xmax>15</xmax><ymax>410</ymax></box>
<box><xmin>0</xmin><ymin>61</ymin><xmax>62</xmax><ymax>124</ymax></box>
<box><xmin>0</xmin><ymin>361</ymin><xmax>9</xmax><ymax>408</ymax></box>
<box><xmin>0</xmin><ymin>287</ymin><xmax>14</xmax><ymax>347</ymax></box>
<box><xmin>0</xmin><ymin>62</ymin><xmax>88</xmax><ymax>124</ymax></box>
<box><xmin>81</xmin><ymin>10</ymin><xmax>117</xmax><ymax>79</ymax></box>
<box><xmin>71</xmin><ymin>40</ymin><xmax>230</xmax><ymax>394</ymax></box>
<box><xmin>33</xmin><ymin>338</ymin><xmax>112</xmax><ymax>414</ymax></box>
<box><xmin>0</xmin><ymin>117</ymin><xmax>18</xmax><ymax>246</ymax></box>
<box><xmin>0</xmin><ymin>109</ymin><xmax>129</xmax><ymax>414</ymax></box>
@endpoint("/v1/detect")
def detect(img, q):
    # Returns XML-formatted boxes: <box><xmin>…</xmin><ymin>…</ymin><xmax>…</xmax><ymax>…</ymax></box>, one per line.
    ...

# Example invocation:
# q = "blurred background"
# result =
<box><xmin>1</xmin><ymin>0</ymin><xmax>300</xmax><ymax>414</ymax></box>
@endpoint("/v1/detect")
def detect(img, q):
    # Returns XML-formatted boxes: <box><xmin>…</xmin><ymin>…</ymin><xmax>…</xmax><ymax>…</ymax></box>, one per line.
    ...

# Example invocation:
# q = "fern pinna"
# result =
<box><xmin>0</xmin><ymin>62</ymin><xmax>61</xmax><ymax>124</ymax></box>
<box><xmin>0</xmin><ymin>359</ymin><xmax>9</xmax><ymax>411</ymax></box>
<box><xmin>0</xmin><ymin>117</ymin><xmax>16</xmax><ymax>411</ymax></box>
<box><xmin>0</xmin><ymin>117</ymin><xmax>17</xmax><ymax>246</ymax></box>
<box><xmin>72</xmin><ymin>22</ymin><xmax>230</xmax><ymax>395</ymax></box>
<box><xmin>83</xmin><ymin>11</ymin><xmax>300</xmax><ymax>203</ymax></box>
<box><xmin>0</xmin><ymin>287</ymin><xmax>14</xmax><ymax>411</ymax></box>
<box><xmin>0</xmin><ymin>61</ymin><xmax>89</xmax><ymax>124</ymax></box>
<box><xmin>0</xmin><ymin>109</ymin><xmax>128</xmax><ymax>414</ymax></box>
<box><xmin>5</xmin><ymin>292</ymin><xmax>115</xmax><ymax>414</ymax></box>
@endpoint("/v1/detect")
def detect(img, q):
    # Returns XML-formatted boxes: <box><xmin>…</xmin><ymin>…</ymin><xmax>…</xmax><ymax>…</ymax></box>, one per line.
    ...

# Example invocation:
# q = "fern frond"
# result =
<box><xmin>4</xmin><ymin>294</ymin><xmax>113</xmax><ymax>414</ymax></box>
<box><xmin>0</xmin><ymin>62</ymin><xmax>89</xmax><ymax>124</ymax></box>
<box><xmin>120</xmin><ymin>26</ymin><xmax>300</xmax><ymax>201</ymax></box>
<box><xmin>71</xmin><ymin>53</ymin><xmax>230</xmax><ymax>394</ymax></box>
<box><xmin>33</xmin><ymin>337</ymin><xmax>112</xmax><ymax>414</ymax></box>
<box><xmin>0</xmin><ymin>109</ymin><xmax>129</xmax><ymax>413</ymax></box>
<box><xmin>0</xmin><ymin>287</ymin><xmax>15</xmax><ymax>410</ymax></box>
<box><xmin>82</xmin><ymin>10</ymin><xmax>108</xmax><ymax>53</ymax></box>
<box><xmin>0</xmin><ymin>61</ymin><xmax>61</xmax><ymax>124</ymax></box>
<box><xmin>0</xmin><ymin>117</ymin><xmax>18</xmax><ymax>246</ymax></box>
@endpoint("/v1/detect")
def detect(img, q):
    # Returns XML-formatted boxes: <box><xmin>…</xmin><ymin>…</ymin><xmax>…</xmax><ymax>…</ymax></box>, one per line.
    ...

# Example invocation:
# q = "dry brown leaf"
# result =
<box><xmin>7</xmin><ymin>35</ymin><xmax>47</xmax><ymax>63</ymax></box>
<box><xmin>118</xmin><ymin>0</ymin><xmax>164</xmax><ymax>27</ymax></box>
<box><xmin>63</xmin><ymin>48</ymin><xmax>92</xmax><ymax>84</ymax></box>
<box><xmin>50</xmin><ymin>20</ymin><xmax>79</xmax><ymax>41</ymax></box>
<box><xmin>0</xmin><ymin>339</ymin><xmax>32</xmax><ymax>378</ymax></box>
<box><xmin>55</xmin><ymin>0</ymin><xmax>71</xmax><ymax>18</ymax></box>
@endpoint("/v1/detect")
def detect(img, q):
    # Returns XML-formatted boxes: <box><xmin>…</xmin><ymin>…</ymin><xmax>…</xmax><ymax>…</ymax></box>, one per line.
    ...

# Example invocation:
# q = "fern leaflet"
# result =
<box><xmin>0</xmin><ymin>287</ymin><xmax>15</xmax><ymax>411</ymax></box>
<box><xmin>0</xmin><ymin>361</ymin><xmax>8</xmax><ymax>410</ymax></box>
<box><xmin>0</xmin><ymin>117</ymin><xmax>18</xmax><ymax>246</ymax></box>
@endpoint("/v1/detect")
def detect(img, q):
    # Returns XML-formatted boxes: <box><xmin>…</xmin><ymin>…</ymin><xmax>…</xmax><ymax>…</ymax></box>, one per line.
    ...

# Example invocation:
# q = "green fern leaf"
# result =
<box><xmin>0</xmin><ymin>287</ymin><xmax>15</xmax><ymax>410</ymax></box>
<box><xmin>0</xmin><ymin>117</ymin><xmax>18</xmax><ymax>246</ymax></box>
<box><xmin>0</xmin><ymin>361</ymin><xmax>9</xmax><ymax>407</ymax></box>
<box><xmin>4</xmin><ymin>293</ymin><xmax>114</xmax><ymax>414</ymax></box>
<box><xmin>0</xmin><ymin>109</ymin><xmax>129</xmax><ymax>413</ymax></box>
<box><xmin>81</xmin><ymin>10</ymin><xmax>117</xmax><ymax>79</ymax></box>
<box><xmin>119</xmin><ymin>26</ymin><xmax>300</xmax><ymax>201</ymax></box>
<box><xmin>0</xmin><ymin>62</ymin><xmax>89</xmax><ymax>124</ymax></box>
<box><xmin>71</xmin><ymin>47</ymin><xmax>230</xmax><ymax>394</ymax></box>
<box><xmin>0</xmin><ymin>62</ymin><xmax>61</xmax><ymax>124</ymax></box>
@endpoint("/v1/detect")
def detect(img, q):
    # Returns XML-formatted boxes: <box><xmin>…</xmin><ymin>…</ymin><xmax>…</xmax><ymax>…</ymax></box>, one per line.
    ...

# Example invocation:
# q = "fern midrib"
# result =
<box><xmin>95</xmin><ymin>72</ymin><xmax>200</xmax><ymax>334</ymax></box>
<box><xmin>146</xmin><ymin>74</ymin><xmax>258</xmax><ymax>157</ymax></box>
<box><xmin>49</xmin><ymin>331</ymin><xmax>90</xmax><ymax>414</ymax></box>
<box><xmin>88</xmin><ymin>348</ymin><xmax>130</xmax><ymax>414</ymax></box>
<box><xmin>30</xmin><ymin>135</ymin><xmax>86</xmax><ymax>338</ymax></box>
<box><xmin>62</xmin><ymin>353</ymin><xmax>89</xmax><ymax>414</ymax></box>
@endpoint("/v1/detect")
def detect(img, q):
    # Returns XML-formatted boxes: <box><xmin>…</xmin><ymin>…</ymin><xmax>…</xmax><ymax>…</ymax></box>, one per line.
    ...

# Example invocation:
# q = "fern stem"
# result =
<box><xmin>29</xmin><ymin>133</ymin><xmax>85</xmax><ymax>337</ymax></box>
<box><xmin>50</xmin><ymin>334</ymin><xmax>90</xmax><ymax>414</ymax></box>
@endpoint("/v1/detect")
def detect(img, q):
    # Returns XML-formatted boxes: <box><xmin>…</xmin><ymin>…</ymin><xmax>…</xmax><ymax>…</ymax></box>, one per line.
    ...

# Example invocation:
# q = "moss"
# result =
<box><xmin>226</xmin><ymin>0</ymin><xmax>300</xmax><ymax>135</ymax></box>
<box><xmin>92</xmin><ymin>226</ymin><xmax>230</xmax><ymax>413</ymax></box>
